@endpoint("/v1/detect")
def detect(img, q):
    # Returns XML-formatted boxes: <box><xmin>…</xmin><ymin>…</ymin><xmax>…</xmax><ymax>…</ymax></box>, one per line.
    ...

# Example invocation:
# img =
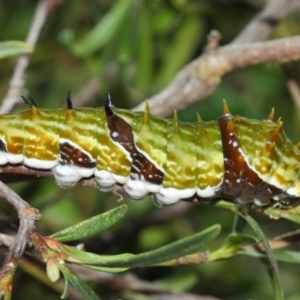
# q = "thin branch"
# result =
<box><xmin>0</xmin><ymin>0</ymin><xmax>60</xmax><ymax>114</ymax></box>
<box><xmin>0</xmin><ymin>234</ymin><xmax>15</xmax><ymax>249</ymax></box>
<box><xmin>134</xmin><ymin>35</ymin><xmax>300</xmax><ymax>116</ymax></box>
<box><xmin>133</xmin><ymin>0</ymin><xmax>300</xmax><ymax>116</ymax></box>
<box><xmin>0</xmin><ymin>182</ymin><xmax>40</xmax><ymax>296</ymax></box>
<box><xmin>233</xmin><ymin>0</ymin><xmax>300</xmax><ymax>44</ymax></box>
<box><xmin>198</xmin><ymin>36</ymin><xmax>300</xmax><ymax>85</ymax></box>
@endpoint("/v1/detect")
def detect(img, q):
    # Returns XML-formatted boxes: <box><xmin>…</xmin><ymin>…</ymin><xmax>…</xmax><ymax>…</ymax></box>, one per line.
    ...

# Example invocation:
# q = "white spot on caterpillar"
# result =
<box><xmin>254</xmin><ymin>197</ymin><xmax>265</xmax><ymax>206</ymax></box>
<box><xmin>112</xmin><ymin>131</ymin><xmax>119</xmax><ymax>138</ymax></box>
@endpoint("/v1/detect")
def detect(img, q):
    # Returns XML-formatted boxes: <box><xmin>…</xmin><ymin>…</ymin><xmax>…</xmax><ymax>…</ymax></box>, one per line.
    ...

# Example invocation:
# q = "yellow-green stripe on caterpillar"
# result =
<box><xmin>0</xmin><ymin>92</ymin><xmax>300</xmax><ymax>209</ymax></box>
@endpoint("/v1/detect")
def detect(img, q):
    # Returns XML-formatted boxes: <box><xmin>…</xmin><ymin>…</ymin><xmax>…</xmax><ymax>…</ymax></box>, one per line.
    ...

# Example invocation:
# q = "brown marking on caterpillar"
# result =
<box><xmin>218</xmin><ymin>113</ymin><xmax>281</xmax><ymax>207</ymax></box>
<box><xmin>106</xmin><ymin>113</ymin><xmax>164</xmax><ymax>185</ymax></box>
<box><xmin>59</xmin><ymin>142</ymin><xmax>96</xmax><ymax>168</ymax></box>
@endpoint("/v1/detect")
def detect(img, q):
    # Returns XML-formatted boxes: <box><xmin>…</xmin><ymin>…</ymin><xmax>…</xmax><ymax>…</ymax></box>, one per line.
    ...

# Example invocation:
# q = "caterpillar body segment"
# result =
<box><xmin>0</xmin><ymin>96</ymin><xmax>300</xmax><ymax>209</ymax></box>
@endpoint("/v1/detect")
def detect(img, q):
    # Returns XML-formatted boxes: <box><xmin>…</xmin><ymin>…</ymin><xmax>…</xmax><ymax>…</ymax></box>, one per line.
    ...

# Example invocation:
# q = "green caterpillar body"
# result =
<box><xmin>0</xmin><ymin>94</ymin><xmax>299</xmax><ymax>208</ymax></box>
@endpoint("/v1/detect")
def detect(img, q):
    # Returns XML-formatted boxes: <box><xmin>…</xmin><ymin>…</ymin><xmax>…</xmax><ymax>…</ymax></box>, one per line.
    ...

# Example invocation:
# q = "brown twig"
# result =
<box><xmin>134</xmin><ymin>35</ymin><xmax>300</xmax><ymax>117</ymax></box>
<box><xmin>199</xmin><ymin>36</ymin><xmax>300</xmax><ymax>84</ymax></box>
<box><xmin>133</xmin><ymin>0</ymin><xmax>300</xmax><ymax>116</ymax></box>
<box><xmin>0</xmin><ymin>0</ymin><xmax>60</xmax><ymax>114</ymax></box>
<box><xmin>0</xmin><ymin>181</ymin><xmax>40</xmax><ymax>296</ymax></box>
<box><xmin>232</xmin><ymin>0</ymin><xmax>300</xmax><ymax>44</ymax></box>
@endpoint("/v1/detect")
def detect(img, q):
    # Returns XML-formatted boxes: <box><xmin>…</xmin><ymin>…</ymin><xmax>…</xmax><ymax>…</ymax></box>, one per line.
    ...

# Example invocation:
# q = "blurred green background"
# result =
<box><xmin>1</xmin><ymin>0</ymin><xmax>300</xmax><ymax>299</ymax></box>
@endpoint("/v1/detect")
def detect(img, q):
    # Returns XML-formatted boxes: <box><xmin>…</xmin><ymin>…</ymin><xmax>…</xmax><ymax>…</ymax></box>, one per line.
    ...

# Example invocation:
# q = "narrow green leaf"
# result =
<box><xmin>70</xmin><ymin>0</ymin><xmax>132</xmax><ymax>56</ymax></box>
<box><xmin>215</xmin><ymin>201</ymin><xmax>284</xmax><ymax>299</ymax></box>
<box><xmin>50</xmin><ymin>204</ymin><xmax>127</xmax><ymax>242</ymax></box>
<box><xmin>222</xmin><ymin>233</ymin><xmax>259</xmax><ymax>248</ymax></box>
<box><xmin>53</xmin><ymin>225</ymin><xmax>219</xmax><ymax>269</ymax></box>
<box><xmin>209</xmin><ymin>233</ymin><xmax>258</xmax><ymax>261</ymax></box>
<box><xmin>0</xmin><ymin>41</ymin><xmax>33</xmax><ymax>59</ymax></box>
<box><xmin>273</xmin><ymin>250</ymin><xmax>300</xmax><ymax>264</ymax></box>
<box><xmin>240</xmin><ymin>249</ymin><xmax>300</xmax><ymax>265</ymax></box>
<box><xmin>104</xmin><ymin>224</ymin><xmax>221</xmax><ymax>268</ymax></box>
<box><xmin>264</xmin><ymin>205</ymin><xmax>300</xmax><ymax>225</ymax></box>
<box><xmin>214</xmin><ymin>200</ymin><xmax>238</xmax><ymax>212</ymax></box>
<box><xmin>82</xmin><ymin>264</ymin><xmax>128</xmax><ymax>273</ymax></box>
<box><xmin>232</xmin><ymin>214</ymin><xmax>247</xmax><ymax>233</ymax></box>
<box><xmin>58</xmin><ymin>264</ymin><xmax>100</xmax><ymax>300</ymax></box>
<box><xmin>56</xmin><ymin>243</ymin><xmax>134</xmax><ymax>265</ymax></box>
<box><xmin>242</xmin><ymin>213</ymin><xmax>284</xmax><ymax>300</ymax></box>
<box><xmin>61</xmin><ymin>271</ymin><xmax>69</xmax><ymax>299</ymax></box>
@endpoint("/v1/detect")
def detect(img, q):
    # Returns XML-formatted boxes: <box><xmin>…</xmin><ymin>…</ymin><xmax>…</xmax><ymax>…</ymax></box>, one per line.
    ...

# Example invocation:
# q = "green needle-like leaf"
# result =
<box><xmin>81</xmin><ymin>265</ymin><xmax>128</xmax><ymax>273</ymax></box>
<box><xmin>0</xmin><ymin>41</ymin><xmax>33</xmax><ymax>59</ymax></box>
<box><xmin>50</xmin><ymin>204</ymin><xmax>127</xmax><ymax>242</ymax></box>
<box><xmin>50</xmin><ymin>225</ymin><xmax>219</xmax><ymax>270</ymax></box>
<box><xmin>239</xmin><ymin>249</ymin><xmax>300</xmax><ymax>264</ymax></box>
<box><xmin>58</xmin><ymin>264</ymin><xmax>100</xmax><ymax>300</ymax></box>
<box><xmin>264</xmin><ymin>205</ymin><xmax>300</xmax><ymax>225</ymax></box>
<box><xmin>55</xmin><ymin>243</ymin><xmax>134</xmax><ymax>266</ymax></box>
<box><xmin>215</xmin><ymin>200</ymin><xmax>284</xmax><ymax>299</ymax></box>
<box><xmin>242</xmin><ymin>213</ymin><xmax>284</xmax><ymax>300</ymax></box>
<box><xmin>104</xmin><ymin>224</ymin><xmax>221</xmax><ymax>268</ymax></box>
<box><xmin>273</xmin><ymin>250</ymin><xmax>300</xmax><ymax>264</ymax></box>
<box><xmin>209</xmin><ymin>233</ymin><xmax>258</xmax><ymax>261</ymax></box>
<box><xmin>61</xmin><ymin>271</ymin><xmax>69</xmax><ymax>299</ymax></box>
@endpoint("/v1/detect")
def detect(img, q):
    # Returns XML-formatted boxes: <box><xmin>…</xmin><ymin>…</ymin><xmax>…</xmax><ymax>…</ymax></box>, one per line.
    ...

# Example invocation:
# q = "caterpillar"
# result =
<box><xmin>0</xmin><ymin>92</ymin><xmax>300</xmax><ymax>209</ymax></box>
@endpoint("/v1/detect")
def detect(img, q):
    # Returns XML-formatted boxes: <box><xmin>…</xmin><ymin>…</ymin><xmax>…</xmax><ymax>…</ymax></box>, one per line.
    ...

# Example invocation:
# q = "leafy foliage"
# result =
<box><xmin>0</xmin><ymin>41</ymin><xmax>32</xmax><ymax>59</ymax></box>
